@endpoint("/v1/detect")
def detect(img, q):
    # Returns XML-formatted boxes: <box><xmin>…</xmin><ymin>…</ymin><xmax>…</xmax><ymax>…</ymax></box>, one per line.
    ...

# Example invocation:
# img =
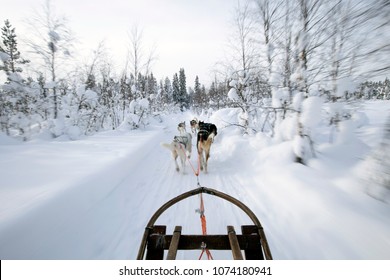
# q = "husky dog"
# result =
<box><xmin>177</xmin><ymin>121</ymin><xmax>192</xmax><ymax>158</ymax></box>
<box><xmin>190</xmin><ymin>119</ymin><xmax>217</xmax><ymax>173</ymax></box>
<box><xmin>161</xmin><ymin>122</ymin><xmax>192</xmax><ymax>173</ymax></box>
<box><xmin>190</xmin><ymin>118</ymin><xmax>199</xmax><ymax>134</ymax></box>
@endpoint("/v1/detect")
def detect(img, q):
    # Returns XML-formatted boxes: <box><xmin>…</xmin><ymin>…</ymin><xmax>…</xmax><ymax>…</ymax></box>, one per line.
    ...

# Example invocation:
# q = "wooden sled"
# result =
<box><xmin>136</xmin><ymin>187</ymin><xmax>273</xmax><ymax>260</ymax></box>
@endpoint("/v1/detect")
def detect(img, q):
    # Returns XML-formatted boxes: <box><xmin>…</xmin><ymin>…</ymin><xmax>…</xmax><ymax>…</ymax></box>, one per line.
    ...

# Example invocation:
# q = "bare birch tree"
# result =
<box><xmin>24</xmin><ymin>0</ymin><xmax>74</xmax><ymax>119</ymax></box>
<box><xmin>226</xmin><ymin>0</ymin><xmax>260</xmax><ymax>133</ymax></box>
<box><xmin>126</xmin><ymin>25</ymin><xmax>157</xmax><ymax>97</ymax></box>
<box><xmin>252</xmin><ymin>0</ymin><xmax>284</xmax><ymax>82</ymax></box>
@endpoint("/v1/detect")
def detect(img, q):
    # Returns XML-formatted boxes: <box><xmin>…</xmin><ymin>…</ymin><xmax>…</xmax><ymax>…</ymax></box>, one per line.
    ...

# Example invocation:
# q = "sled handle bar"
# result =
<box><xmin>136</xmin><ymin>186</ymin><xmax>273</xmax><ymax>260</ymax></box>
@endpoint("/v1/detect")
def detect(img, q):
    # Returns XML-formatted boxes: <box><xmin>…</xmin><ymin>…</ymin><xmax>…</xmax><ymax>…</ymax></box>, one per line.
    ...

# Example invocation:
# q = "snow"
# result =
<box><xmin>337</xmin><ymin>76</ymin><xmax>358</xmax><ymax>98</ymax></box>
<box><xmin>49</xmin><ymin>31</ymin><xmax>61</xmax><ymax>42</ymax></box>
<box><xmin>44</xmin><ymin>81</ymin><xmax>57</xmax><ymax>89</ymax></box>
<box><xmin>0</xmin><ymin>51</ymin><xmax>10</xmax><ymax>61</ymax></box>
<box><xmin>301</xmin><ymin>96</ymin><xmax>323</xmax><ymax>129</ymax></box>
<box><xmin>228</xmin><ymin>87</ymin><xmax>240</xmax><ymax>102</ymax></box>
<box><xmin>0</xmin><ymin>101</ymin><xmax>390</xmax><ymax>260</ymax></box>
<box><xmin>272</xmin><ymin>87</ymin><xmax>289</xmax><ymax>108</ymax></box>
<box><xmin>139</xmin><ymin>98</ymin><xmax>150</xmax><ymax>109</ymax></box>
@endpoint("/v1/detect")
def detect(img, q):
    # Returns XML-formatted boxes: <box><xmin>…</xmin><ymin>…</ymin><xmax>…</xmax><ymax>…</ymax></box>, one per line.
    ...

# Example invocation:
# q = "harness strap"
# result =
<box><xmin>198</xmin><ymin>129</ymin><xmax>210</xmax><ymax>137</ymax></box>
<box><xmin>174</xmin><ymin>136</ymin><xmax>188</xmax><ymax>148</ymax></box>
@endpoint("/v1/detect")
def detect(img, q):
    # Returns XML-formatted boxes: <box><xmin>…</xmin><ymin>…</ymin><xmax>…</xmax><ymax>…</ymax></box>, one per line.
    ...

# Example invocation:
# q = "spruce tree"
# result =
<box><xmin>0</xmin><ymin>20</ymin><xmax>38</xmax><ymax>140</ymax></box>
<box><xmin>193</xmin><ymin>75</ymin><xmax>202</xmax><ymax>111</ymax></box>
<box><xmin>178</xmin><ymin>68</ymin><xmax>188</xmax><ymax>110</ymax></box>
<box><xmin>172</xmin><ymin>73</ymin><xmax>180</xmax><ymax>105</ymax></box>
<box><xmin>0</xmin><ymin>19</ymin><xmax>29</xmax><ymax>76</ymax></box>
<box><xmin>163</xmin><ymin>77</ymin><xmax>172</xmax><ymax>103</ymax></box>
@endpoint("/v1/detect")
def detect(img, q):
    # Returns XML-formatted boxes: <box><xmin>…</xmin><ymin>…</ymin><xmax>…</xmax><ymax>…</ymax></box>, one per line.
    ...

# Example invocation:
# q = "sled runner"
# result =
<box><xmin>136</xmin><ymin>186</ymin><xmax>273</xmax><ymax>260</ymax></box>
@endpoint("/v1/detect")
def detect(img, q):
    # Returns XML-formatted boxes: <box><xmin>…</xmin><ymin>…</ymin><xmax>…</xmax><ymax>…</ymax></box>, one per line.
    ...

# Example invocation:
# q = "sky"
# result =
<box><xmin>1</xmin><ymin>0</ymin><xmax>238</xmax><ymax>86</ymax></box>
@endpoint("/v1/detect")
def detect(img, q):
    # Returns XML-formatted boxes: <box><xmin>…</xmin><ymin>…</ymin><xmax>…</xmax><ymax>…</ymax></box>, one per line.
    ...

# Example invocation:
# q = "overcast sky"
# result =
<box><xmin>1</xmin><ymin>0</ymin><xmax>238</xmax><ymax>86</ymax></box>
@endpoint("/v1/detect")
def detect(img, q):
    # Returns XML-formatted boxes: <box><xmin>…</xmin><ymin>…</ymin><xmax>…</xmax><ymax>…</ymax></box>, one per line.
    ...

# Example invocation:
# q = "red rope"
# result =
<box><xmin>179</xmin><ymin>146</ymin><xmax>212</xmax><ymax>259</ymax></box>
<box><xmin>198</xmin><ymin>193</ymin><xmax>213</xmax><ymax>260</ymax></box>
<box><xmin>181</xmin><ymin>145</ymin><xmax>200</xmax><ymax>176</ymax></box>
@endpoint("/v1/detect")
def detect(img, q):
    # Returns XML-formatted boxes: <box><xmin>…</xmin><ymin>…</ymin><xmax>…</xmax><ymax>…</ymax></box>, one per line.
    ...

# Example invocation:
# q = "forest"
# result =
<box><xmin>1</xmin><ymin>0</ymin><xmax>389</xmax><ymax>154</ymax></box>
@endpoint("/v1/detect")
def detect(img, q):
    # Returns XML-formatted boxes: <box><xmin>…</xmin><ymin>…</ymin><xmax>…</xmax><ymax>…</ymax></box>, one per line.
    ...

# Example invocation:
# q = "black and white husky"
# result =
<box><xmin>161</xmin><ymin>122</ymin><xmax>192</xmax><ymax>173</ymax></box>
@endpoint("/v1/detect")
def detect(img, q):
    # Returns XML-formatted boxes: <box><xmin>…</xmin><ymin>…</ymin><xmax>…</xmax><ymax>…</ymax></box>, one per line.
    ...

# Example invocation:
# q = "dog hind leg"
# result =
<box><xmin>172</xmin><ymin>150</ymin><xmax>180</xmax><ymax>172</ymax></box>
<box><xmin>180</xmin><ymin>155</ymin><xmax>186</xmax><ymax>174</ymax></box>
<box><xmin>197</xmin><ymin>141</ymin><xmax>204</xmax><ymax>171</ymax></box>
<box><xmin>203</xmin><ymin>135</ymin><xmax>213</xmax><ymax>173</ymax></box>
<box><xmin>204</xmin><ymin>150</ymin><xmax>209</xmax><ymax>173</ymax></box>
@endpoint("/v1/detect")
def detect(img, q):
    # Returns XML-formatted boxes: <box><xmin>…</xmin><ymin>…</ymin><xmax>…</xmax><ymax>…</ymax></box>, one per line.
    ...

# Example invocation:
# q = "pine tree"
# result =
<box><xmin>178</xmin><ymin>68</ymin><xmax>188</xmax><ymax>110</ymax></box>
<box><xmin>172</xmin><ymin>73</ymin><xmax>180</xmax><ymax>105</ymax></box>
<box><xmin>208</xmin><ymin>79</ymin><xmax>228</xmax><ymax>110</ymax></box>
<box><xmin>193</xmin><ymin>75</ymin><xmax>203</xmax><ymax>111</ymax></box>
<box><xmin>0</xmin><ymin>19</ymin><xmax>34</xmax><ymax>139</ymax></box>
<box><xmin>146</xmin><ymin>73</ymin><xmax>157</xmax><ymax>98</ymax></box>
<box><xmin>0</xmin><ymin>19</ymin><xmax>29</xmax><ymax>76</ymax></box>
<box><xmin>163</xmin><ymin>77</ymin><xmax>172</xmax><ymax>104</ymax></box>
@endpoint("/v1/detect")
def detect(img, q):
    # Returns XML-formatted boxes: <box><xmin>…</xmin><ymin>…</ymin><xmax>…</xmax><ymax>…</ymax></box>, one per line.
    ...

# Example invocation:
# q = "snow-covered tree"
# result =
<box><xmin>162</xmin><ymin>77</ymin><xmax>173</xmax><ymax>107</ymax></box>
<box><xmin>225</xmin><ymin>1</ymin><xmax>266</xmax><ymax>133</ymax></box>
<box><xmin>172</xmin><ymin>73</ymin><xmax>180</xmax><ymax>107</ymax></box>
<box><xmin>0</xmin><ymin>19</ymin><xmax>41</xmax><ymax>140</ymax></box>
<box><xmin>25</xmin><ymin>0</ymin><xmax>74</xmax><ymax>120</ymax></box>
<box><xmin>362</xmin><ymin>116</ymin><xmax>390</xmax><ymax>203</ymax></box>
<box><xmin>0</xmin><ymin>20</ymin><xmax>29</xmax><ymax>76</ymax></box>
<box><xmin>62</xmin><ymin>85</ymin><xmax>100</xmax><ymax>138</ymax></box>
<box><xmin>178</xmin><ymin>68</ymin><xmax>189</xmax><ymax>111</ymax></box>
<box><xmin>252</xmin><ymin>0</ymin><xmax>283</xmax><ymax>83</ymax></box>
<box><xmin>208</xmin><ymin>78</ymin><xmax>229</xmax><ymax>110</ymax></box>
<box><xmin>192</xmin><ymin>75</ymin><xmax>203</xmax><ymax>112</ymax></box>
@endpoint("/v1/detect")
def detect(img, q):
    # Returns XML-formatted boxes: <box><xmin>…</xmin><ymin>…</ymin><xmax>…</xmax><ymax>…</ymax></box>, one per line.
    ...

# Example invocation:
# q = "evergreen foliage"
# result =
<box><xmin>0</xmin><ymin>20</ymin><xmax>29</xmax><ymax>75</ymax></box>
<box><xmin>178</xmin><ymin>68</ymin><xmax>189</xmax><ymax>111</ymax></box>
<box><xmin>172</xmin><ymin>73</ymin><xmax>180</xmax><ymax>107</ymax></box>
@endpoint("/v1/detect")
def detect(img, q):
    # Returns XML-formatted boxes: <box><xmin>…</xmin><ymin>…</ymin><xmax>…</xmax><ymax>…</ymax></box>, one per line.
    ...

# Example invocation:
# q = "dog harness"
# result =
<box><xmin>174</xmin><ymin>136</ymin><xmax>189</xmax><ymax>148</ymax></box>
<box><xmin>199</xmin><ymin>123</ymin><xmax>217</xmax><ymax>136</ymax></box>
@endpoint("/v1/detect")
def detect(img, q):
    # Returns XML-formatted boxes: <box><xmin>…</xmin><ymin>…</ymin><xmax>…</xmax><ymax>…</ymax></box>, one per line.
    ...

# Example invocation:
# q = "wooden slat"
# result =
<box><xmin>166</xmin><ymin>226</ymin><xmax>182</xmax><ymax>260</ymax></box>
<box><xmin>137</xmin><ymin>227</ymin><xmax>151</xmax><ymax>260</ymax></box>
<box><xmin>241</xmin><ymin>225</ymin><xmax>264</xmax><ymax>260</ymax></box>
<box><xmin>147</xmin><ymin>233</ymin><xmax>260</xmax><ymax>250</ymax></box>
<box><xmin>145</xmin><ymin>225</ymin><xmax>166</xmax><ymax>260</ymax></box>
<box><xmin>227</xmin><ymin>226</ymin><xmax>243</xmax><ymax>260</ymax></box>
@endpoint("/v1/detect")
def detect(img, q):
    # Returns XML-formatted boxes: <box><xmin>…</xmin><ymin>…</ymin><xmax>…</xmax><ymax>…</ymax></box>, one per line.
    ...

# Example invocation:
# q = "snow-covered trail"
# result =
<box><xmin>0</xmin><ymin>114</ymin><xmax>261</xmax><ymax>260</ymax></box>
<box><xmin>119</xmin><ymin>116</ymin><xmax>261</xmax><ymax>260</ymax></box>
<box><xmin>1</xmin><ymin>103</ymin><xmax>390</xmax><ymax>260</ymax></box>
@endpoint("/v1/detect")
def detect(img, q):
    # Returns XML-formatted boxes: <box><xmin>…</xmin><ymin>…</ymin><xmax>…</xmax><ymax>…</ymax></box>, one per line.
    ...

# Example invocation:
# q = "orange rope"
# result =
<box><xmin>181</xmin><ymin>145</ymin><xmax>200</xmax><ymax>177</ymax></box>
<box><xmin>198</xmin><ymin>193</ymin><xmax>213</xmax><ymax>260</ymax></box>
<box><xmin>178</xmin><ymin>146</ymin><xmax>212</xmax><ymax>259</ymax></box>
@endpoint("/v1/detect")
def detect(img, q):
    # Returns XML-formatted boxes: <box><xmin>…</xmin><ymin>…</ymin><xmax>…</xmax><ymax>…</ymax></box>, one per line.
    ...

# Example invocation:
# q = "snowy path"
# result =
<box><xmin>0</xmin><ymin>115</ymin><xmax>262</xmax><ymax>260</ymax></box>
<box><xmin>1</xmin><ymin>104</ymin><xmax>390</xmax><ymax>260</ymax></box>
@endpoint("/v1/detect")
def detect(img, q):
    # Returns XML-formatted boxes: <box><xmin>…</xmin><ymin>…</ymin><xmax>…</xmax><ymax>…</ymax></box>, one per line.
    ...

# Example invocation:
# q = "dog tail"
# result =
<box><xmin>207</xmin><ymin>132</ymin><xmax>215</xmax><ymax>145</ymax></box>
<box><xmin>161</xmin><ymin>142</ymin><xmax>174</xmax><ymax>151</ymax></box>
